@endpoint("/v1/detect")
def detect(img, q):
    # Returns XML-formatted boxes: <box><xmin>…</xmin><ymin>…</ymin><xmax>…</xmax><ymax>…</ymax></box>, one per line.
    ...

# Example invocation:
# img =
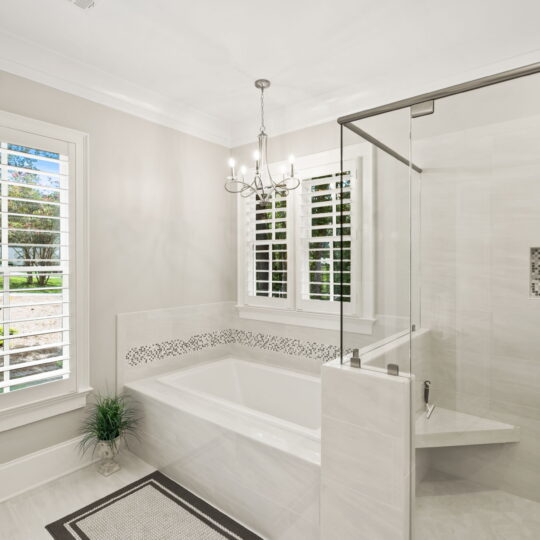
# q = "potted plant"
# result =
<box><xmin>80</xmin><ymin>394</ymin><xmax>139</xmax><ymax>476</ymax></box>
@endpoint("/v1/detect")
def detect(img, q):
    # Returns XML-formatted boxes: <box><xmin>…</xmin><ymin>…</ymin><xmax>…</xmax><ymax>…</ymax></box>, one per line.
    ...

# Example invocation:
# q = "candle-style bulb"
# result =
<box><xmin>228</xmin><ymin>157</ymin><xmax>236</xmax><ymax>168</ymax></box>
<box><xmin>240</xmin><ymin>165</ymin><xmax>247</xmax><ymax>175</ymax></box>
<box><xmin>253</xmin><ymin>150</ymin><xmax>260</xmax><ymax>161</ymax></box>
<box><xmin>288</xmin><ymin>154</ymin><xmax>295</xmax><ymax>164</ymax></box>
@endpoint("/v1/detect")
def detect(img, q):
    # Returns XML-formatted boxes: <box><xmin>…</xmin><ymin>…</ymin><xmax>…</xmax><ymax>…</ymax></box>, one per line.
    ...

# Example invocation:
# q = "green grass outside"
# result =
<box><xmin>0</xmin><ymin>276</ymin><xmax>62</xmax><ymax>293</ymax></box>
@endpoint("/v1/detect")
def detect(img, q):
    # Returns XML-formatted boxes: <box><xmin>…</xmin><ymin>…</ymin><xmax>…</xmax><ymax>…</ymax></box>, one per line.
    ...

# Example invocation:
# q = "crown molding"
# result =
<box><xmin>0</xmin><ymin>31</ymin><xmax>232</xmax><ymax>147</ymax></box>
<box><xmin>1</xmin><ymin>28</ymin><xmax>539</xmax><ymax>151</ymax></box>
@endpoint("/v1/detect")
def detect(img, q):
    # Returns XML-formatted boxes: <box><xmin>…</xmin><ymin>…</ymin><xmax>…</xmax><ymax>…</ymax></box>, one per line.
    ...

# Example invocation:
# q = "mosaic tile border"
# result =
<box><xmin>125</xmin><ymin>329</ymin><xmax>340</xmax><ymax>367</ymax></box>
<box><xmin>530</xmin><ymin>247</ymin><xmax>540</xmax><ymax>298</ymax></box>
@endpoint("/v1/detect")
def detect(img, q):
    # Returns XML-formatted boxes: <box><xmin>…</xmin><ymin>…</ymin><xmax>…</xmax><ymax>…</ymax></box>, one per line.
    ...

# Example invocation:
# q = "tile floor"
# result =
<box><xmin>0</xmin><ymin>451</ymin><xmax>155</xmax><ymax>540</ymax></box>
<box><xmin>4</xmin><ymin>456</ymin><xmax>540</xmax><ymax>540</ymax></box>
<box><xmin>416</xmin><ymin>470</ymin><xmax>540</xmax><ymax>540</ymax></box>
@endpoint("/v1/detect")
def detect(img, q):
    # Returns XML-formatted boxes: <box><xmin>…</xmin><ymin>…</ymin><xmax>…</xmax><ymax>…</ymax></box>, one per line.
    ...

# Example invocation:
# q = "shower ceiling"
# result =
<box><xmin>0</xmin><ymin>0</ymin><xmax>540</xmax><ymax>146</ymax></box>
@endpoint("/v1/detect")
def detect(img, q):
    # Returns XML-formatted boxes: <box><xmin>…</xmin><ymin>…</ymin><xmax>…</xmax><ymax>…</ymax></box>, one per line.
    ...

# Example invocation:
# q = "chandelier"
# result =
<box><xmin>225</xmin><ymin>79</ymin><xmax>300</xmax><ymax>205</ymax></box>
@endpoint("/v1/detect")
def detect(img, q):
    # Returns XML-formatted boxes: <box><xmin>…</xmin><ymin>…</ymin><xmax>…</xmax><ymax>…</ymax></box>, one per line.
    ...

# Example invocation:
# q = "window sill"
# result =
<box><xmin>0</xmin><ymin>387</ymin><xmax>92</xmax><ymax>433</ymax></box>
<box><xmin>237</xmin><ymin>305</ymin><xmax>375</xmax><ymax>335</ymax></box>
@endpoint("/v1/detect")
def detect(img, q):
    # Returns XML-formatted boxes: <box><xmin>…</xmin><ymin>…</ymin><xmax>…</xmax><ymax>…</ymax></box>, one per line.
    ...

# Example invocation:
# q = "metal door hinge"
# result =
<box><xmin>387</xmin><ymin>363</ymin><xmax>400</xmax><ymax>376</ymax></box>
<box><xmin>411</xmin><ymin>100</ymin><xmax>435</xmax><ymax>118</ymax></box>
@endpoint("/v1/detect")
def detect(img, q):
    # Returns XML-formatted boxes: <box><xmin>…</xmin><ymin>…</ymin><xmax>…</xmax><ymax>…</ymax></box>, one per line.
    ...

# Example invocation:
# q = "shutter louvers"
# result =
<box><xmin>246</xmin><ymin>193</ymin><xmax>289</xmax><ymax>299</ymax></box>
<box><xmin>0</xmin><ymin>143</ymin><xmax>70</xmax><ymax>393</ymax></box>
<box><xmin>300</xmin><ymin>172</ymin><xmax>352</xmax><ymax>304</ymax></box>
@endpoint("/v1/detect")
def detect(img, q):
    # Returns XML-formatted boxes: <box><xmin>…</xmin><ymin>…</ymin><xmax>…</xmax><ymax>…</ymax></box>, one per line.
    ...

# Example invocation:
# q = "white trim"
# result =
<box><xmin>0</xmin><ymin>434</ymin><xmax>97</xmax><ymax>502</ymax></box>
<box><xmin>0</xmin><ymin>388</ymin><xmax>91</xmax><ymax>432</ymax></box>
<box><xmin>0</xmin><ymin>110</ymin><xmax>90</xmax><ymax>425</ymax></box>
<box><xmin>295</xmin><ymin>152</ymin><xmax>359</xmax><ymax>316</ymax></box>
<box><xmin>237</xmin><ymin>305</ymin><xmax>374</xmax><ymax>334</ymax></box>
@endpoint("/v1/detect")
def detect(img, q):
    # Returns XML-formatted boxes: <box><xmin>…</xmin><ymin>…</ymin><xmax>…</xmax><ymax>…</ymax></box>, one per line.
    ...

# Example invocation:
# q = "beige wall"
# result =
<box><xmin>232</xmin><ymin>121</ymin><xmax>354</xmax><ymax>165</ymax></box>
<box><xmin>0</xmin><ymin>71</ymin><xmax>235</xmax><ymax>462</ymax></box>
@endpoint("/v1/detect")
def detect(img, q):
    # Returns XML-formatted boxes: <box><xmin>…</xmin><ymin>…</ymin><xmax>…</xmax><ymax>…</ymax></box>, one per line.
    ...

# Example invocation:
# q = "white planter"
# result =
<box><xmin>96</xmin><ymin>437</ymin><xmax>121</xmax><ymax>476</ymax></box>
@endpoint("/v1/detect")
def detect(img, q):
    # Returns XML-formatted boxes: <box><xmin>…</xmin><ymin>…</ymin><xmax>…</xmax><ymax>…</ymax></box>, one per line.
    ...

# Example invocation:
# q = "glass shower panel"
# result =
<box><xmin>340</xmin><ymin>108</ymin><xmax>412</xmax><ymax>377</ymax></box>
<box><xmin>412</xmin><ymin>72</ymin><xmax>540</xmax><ymax>539</ymax></box>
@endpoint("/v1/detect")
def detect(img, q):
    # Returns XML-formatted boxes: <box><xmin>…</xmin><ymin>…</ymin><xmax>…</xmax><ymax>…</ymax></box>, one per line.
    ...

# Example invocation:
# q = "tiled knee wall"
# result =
<box><xmin>321</xmin><ymin>360</ymin><xmax>411</xmax><ymax>540</ymax></box>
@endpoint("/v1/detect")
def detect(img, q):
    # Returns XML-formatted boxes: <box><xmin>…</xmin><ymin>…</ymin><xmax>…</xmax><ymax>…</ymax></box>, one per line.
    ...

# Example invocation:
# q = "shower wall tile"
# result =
<box><xmin>321</xmin><ymin>360</ymin><xmax>411</xmax><ymax>539</ymax></box>
<box><xmin>116</xmin><ymin>301</ymin><xmax>234</xmax><ymax>388</ymax></box>
<box><xmin>322</xmin><ymin>363</ymin><xmax>408</xmax><ymax>438</ymax></box>
<box><xmin>322</xmin><ymin>413</ymin><xmax>411</xmax><ymax>510</ymax></box>
<box><xmin>419</xmin><ymin>117</ymin><xmax>540</xmax><ymax>501</ymax></box>
<box><xmin>321</xmin><ymin>481</ymin><xmax>407</xmax><ymax>540</ymax></box>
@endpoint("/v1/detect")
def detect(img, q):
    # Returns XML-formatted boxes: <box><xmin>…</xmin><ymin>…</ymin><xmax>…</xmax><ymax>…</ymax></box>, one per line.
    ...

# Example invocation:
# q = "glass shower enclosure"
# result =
<box><xmin>339</xmin><ymin>63</ymin><xmax>540</xmax><ymax>539</ymax></box>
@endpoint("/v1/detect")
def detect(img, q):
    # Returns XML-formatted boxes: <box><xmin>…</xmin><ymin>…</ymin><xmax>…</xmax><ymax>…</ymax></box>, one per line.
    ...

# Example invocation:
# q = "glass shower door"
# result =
<box><xmin>411</xmin><ymin>72</ymin><xmax>540</xmax><ymax>539</ymax></box>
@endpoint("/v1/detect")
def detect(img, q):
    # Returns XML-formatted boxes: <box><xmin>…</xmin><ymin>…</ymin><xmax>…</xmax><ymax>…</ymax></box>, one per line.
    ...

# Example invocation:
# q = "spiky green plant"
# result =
<box><xmin>79</xmin><ymin>394</ymin><xmax>139</xmax><ymax>455</ymax></box>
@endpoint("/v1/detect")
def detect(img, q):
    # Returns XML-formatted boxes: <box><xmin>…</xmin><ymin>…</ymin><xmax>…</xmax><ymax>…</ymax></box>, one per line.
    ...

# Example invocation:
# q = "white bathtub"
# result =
<box><xmin>158</xmin><ymin>358</ymin><xmax>321</xmax><ymax>438</ymax></box>
<box><xmin>125</xmin><ymin>357</ymin><xmax>321</xmax><ymax>539</ymax></box>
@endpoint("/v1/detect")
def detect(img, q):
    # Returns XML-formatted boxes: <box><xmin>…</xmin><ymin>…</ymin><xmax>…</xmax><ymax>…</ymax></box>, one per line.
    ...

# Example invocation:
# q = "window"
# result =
<box><xmin>0</xmin><ymin>111</ymin><xmax>89</xmax><ymax>431</ymax></box>
<box><xmin>245</xmin><ymin>193</ymin><xmax>290</xmax><ymax>307</ymax></box>
<box><xmin>298</xmin><ymin>171</ymin><xmax>353</xmax><ymax>312</ymax></box>
<box><xmin>237</xmin><ymin>145</ymin><xmax>375</xmax><ymax>333</ymax></box>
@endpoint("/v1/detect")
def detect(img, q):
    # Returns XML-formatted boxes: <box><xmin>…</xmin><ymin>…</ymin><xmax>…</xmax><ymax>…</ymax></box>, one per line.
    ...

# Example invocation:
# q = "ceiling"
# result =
<box><xmin>353</xmin><ymin>69</ymin><xmax>540</xmax><ymax>168</ymax></box>
<box><xmin>1</xmin><ymin>0</ymin><xmax>540</xmax><ymax>147</ymax></box>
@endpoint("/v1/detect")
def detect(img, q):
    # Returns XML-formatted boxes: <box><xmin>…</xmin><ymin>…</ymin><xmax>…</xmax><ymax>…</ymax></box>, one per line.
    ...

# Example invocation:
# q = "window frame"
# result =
<box><xmin>0</xmin><ymin>110</ymin><xmax>90</xmax><ymax>432</ymax></box>
<box><xmin>237</xmin><ymin>143</ymin><xmax>375</xmax><ymax>334</ymax></box>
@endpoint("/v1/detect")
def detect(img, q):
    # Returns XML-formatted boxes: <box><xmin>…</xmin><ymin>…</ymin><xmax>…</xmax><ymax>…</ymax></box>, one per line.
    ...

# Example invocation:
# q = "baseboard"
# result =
<box><xmin>0</xmin><ymin>436</ymin><xmax>97</xmax><ymax>503</ymax></box>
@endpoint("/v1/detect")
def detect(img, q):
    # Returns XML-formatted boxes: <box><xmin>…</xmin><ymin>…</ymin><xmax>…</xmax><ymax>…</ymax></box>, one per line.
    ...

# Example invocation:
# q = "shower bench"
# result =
<box><xmin>415</xmin><ymin>407</ymin><xmax>520</xmax><ymax>448</ymax></box>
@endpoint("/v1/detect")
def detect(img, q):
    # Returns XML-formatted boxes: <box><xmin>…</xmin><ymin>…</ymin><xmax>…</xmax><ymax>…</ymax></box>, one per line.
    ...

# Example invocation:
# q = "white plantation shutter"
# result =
<box><xmin>244</xmin><ymin>193</ymin><xmax>291</xmax><ymax>307</ymax></box>
<box><xmin>298</xmin><ymin>170</ymin><xmax>356</xmax><ymax>314</ymax></box>
<box><xmin>0</xmin><ymin>142</ymin><xmax>71</xmax><ymax>393</ymax></box>
<box><xmin>238</xmin><ymin>146</ymin><xmax>372</xmax><ymax>330</ymax></box>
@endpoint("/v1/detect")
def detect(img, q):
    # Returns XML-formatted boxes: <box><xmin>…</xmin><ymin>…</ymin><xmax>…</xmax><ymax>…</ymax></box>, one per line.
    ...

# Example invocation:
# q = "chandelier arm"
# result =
<box><xmin>284</xmin><ymin>176</ymin><xmax>301</xmax><ymax>191</ymax></box>
<box><xmin>240</xmin><ymin>185</ymin><xmax>258</xmax><ymax>198</ymax></box>
<box><xmin>224</xmin><ymin>79</ymin><xmax>301</xmax><ymax>201</ymax></box>
<box><xmin>224</xmin><ymin>179</ymin><xmax>252</xmax><ymax>194</ymax></box>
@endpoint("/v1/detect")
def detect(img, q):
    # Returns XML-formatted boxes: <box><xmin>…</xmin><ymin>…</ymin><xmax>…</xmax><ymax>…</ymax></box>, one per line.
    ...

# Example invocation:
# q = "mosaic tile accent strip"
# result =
<box><xmin>233</xmin><ymin>329</ymin><xmax>340</xmax><ymax>362</ymax></box>
<box><xmin>125</xmin><ymin>329</ymin><xmax>340</xmax><ymax>367</ymax></box>
<box><xmin>125</xmin><ymin>330</ymin><xmax>234</xmax><ymax>367</ymax></box>
<box><xmin>530</xmin><ymin>247</ymin><xmax>540</xmax><ymax>298</ymax></box>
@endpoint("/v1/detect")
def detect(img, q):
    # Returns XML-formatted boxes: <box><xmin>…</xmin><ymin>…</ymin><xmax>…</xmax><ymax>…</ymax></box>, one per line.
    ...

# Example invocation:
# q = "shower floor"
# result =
<box><xmin>415</xmin><ymin>470</ymin><xmax>540</xmax><ymax>540</ymax></box>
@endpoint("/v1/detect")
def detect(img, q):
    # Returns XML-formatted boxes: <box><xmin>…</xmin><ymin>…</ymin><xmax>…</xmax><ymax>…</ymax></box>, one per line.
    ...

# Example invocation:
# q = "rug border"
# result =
<box><xmin>45</xmin><ymin>470</ymin><xmax>262</xmax><ymax>540</ymax></box>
